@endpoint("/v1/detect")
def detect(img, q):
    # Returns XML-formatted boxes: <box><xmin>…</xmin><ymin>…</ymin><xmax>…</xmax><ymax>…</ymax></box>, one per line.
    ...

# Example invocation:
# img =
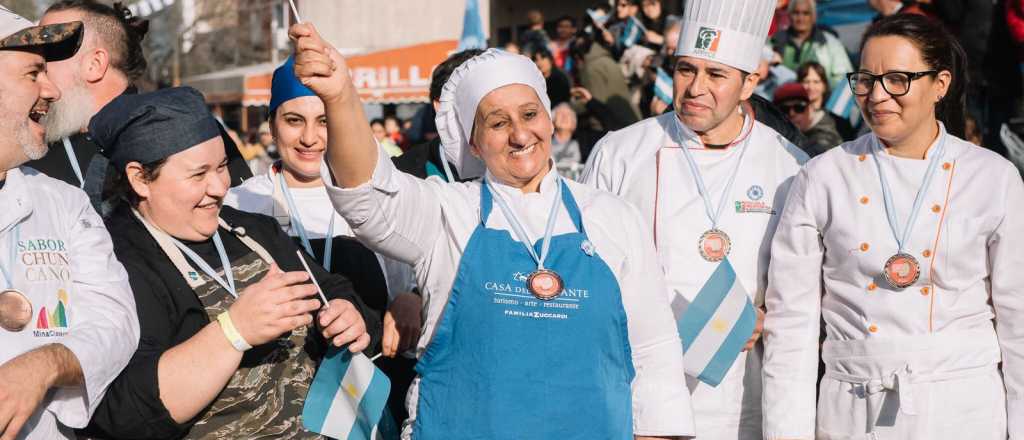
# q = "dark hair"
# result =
<box><xmin>860</xmin><ymin>14</ymin><xmax>968</xmax><ymax>138</ymax></box>
<box><xmin>112</xmin><ymin>158</ymin><xmax>167</xmax><ymax>207</ymax></box>
<box><xmin>556</xmin><ymin>15</ymin><xmax>577</xmax><ymax>27</ymax></box>
<box><xmin>429</xmin><ymin>49</ymin><xmax>486</xmax><ymax>103</ymax></box>
<box><xmin>46</xmin><ymin>0</ymin><xmax>149</xmax><ymax>81</ymax></box>
<box><xmin>531</xmin><ymin>48</ymin><xmax>554</xmax><ymax>62</ymax></box>
<box><xmin>796</xmin><ymin>61</ymin><xmax>831</xmax><ymax>103</ymax></box>
<box><xmin>369</xmin><ymin>118</ymin><xmax>385</xmax><ymax>127</ymax></box>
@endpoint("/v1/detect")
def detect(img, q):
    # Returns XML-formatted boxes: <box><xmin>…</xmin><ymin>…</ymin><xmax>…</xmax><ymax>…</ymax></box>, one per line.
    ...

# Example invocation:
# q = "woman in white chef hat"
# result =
<box><xmin>288</xmin><ymin>23</ymin><xmax>695</xmax><ymax>439</ymax></box>
<box><xmin>762</xmin><ymin>13</ymin><xmax>1024</xmax><ymax>440</ymax></box>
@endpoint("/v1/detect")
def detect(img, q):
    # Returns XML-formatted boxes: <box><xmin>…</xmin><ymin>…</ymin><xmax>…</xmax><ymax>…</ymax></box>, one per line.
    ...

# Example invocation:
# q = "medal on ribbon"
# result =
<box><xmin>0</xmin><ymin>225</ymin><xmax>31</xmax><ymax>332</ymax></box>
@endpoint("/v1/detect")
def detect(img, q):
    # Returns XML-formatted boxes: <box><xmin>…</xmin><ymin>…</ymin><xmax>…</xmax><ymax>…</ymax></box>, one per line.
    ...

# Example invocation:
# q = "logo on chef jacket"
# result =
<box><xmin>736</xmin><ymin>185</ymin><xmax>775</xmax><ymax>214</ymax></box>
<box><xmin>694</xmin><ymin>27</ymin><xmax>722</xmax><ymax>56</ymax></box>
<box><xmin>33</xmin><ymin>289</ymin><xmax>70</xmax><ymax>337</ymax></box>
<box><xmin>18</xmin><ymin>237</ymin><xmax>71</xmax><ymax>283</ymax></box>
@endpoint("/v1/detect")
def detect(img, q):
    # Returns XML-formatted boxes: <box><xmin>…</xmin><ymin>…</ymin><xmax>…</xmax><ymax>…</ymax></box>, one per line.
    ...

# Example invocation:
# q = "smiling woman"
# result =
<box><xmin>79</xmin><ymin>86</ymin><xmax>380</xmax><ymax>440</ymax></box>
<box><xmin>289</xmin><ymin>22</ymin><xmax>695</xmax><ymax>439</ymax></box>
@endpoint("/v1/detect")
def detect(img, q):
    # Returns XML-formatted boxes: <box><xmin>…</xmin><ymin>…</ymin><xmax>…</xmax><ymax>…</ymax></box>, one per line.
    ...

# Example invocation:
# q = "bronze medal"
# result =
<box><xmin>698</xmin><ymin>229</ymin><xmax>731</xmax><ymax>262</ymax></box>
<box><xmin>883</xmin><ymin>253</ymin><xmax>921</xmax><ymax>289</ymax></box>
<box><xmin>527</xmin><ymin>269</ymin><xmax>564</xmax><ymax>301</ymax></box>
<box><xmin>0</xmin><ymin>289</ymin><xmax>33</xmax><ymax>332</ymax></box>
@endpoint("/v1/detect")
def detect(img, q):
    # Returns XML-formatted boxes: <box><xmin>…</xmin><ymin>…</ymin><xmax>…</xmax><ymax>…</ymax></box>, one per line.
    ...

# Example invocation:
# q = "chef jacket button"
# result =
<box><xmin>867</xmin><ymin>282</ymin><xmax>877</xmax><ymax>292</ymax></box>
<box><xmin>922</xmin><ymin>249</ymin><xmax>932</xmax><ymax>258</ymax></box>
<box><xmin>931</xmin><ymin>204</ymin><xmax>941</xmax><ymax>213</ymax></box>
<box><xmin>860</xmin><ymin>196</ymin><xmax>870</xmax><ymax>205</ymax></box>
<box><xmin>921</xmin><ymin>286</ymin><xmax>930</xmax><ymax>296</ymax></box>
<box><xmin>868</xmin><ymin>324</ymin><xmax>879</xmax><ymax>333</ymax></box>
<box><xmin>943</xmin><ymin>162</ymin><xmax>952</xmax><ymax>170</ymax></box>
<box><xmin>859</xmin><ymin>154</ymin><xmax>867</xmax><ymax>162</ymax></box>
<box><xmin>860</xmin><ymin>242</ymin><xmax>870</xmax><ymax>252</ymax></box>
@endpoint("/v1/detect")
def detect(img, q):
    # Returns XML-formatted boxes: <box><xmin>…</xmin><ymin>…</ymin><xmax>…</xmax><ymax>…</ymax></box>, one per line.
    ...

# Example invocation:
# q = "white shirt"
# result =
<box><xmin>761</xmin><ymin>129</ymin><xmax>1024</xmax><ymax>438</ymax></box>
<box><xmin>0</xmin><ymin>167</ymin><xmax>139</xmax><ymax>440</ymax></box>
<box><xmin>325</xmin><ymin>147</ymin><xmax>696</xmax><ymax>436</ymax></box>
<box><xmin>224</xmin><ymin>166</ymin><xmax>416</xmax><ymax>297</ymax></box>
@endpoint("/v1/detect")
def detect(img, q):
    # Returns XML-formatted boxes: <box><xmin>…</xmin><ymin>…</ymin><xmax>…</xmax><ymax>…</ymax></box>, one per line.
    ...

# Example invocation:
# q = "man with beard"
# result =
<box><xmin>0</xmin><ymin>6</ymin><xmax>139</xmax><ymax>440</ymax></box>
<box><xmin>27</xmin><ymin>0</ymin><xmax>251</xmax><ymax>207</ymax></box>
<box><xmin>581</xmin><ymin>0</ymin><xmax>808</xmax><ymax>438</ymax></box>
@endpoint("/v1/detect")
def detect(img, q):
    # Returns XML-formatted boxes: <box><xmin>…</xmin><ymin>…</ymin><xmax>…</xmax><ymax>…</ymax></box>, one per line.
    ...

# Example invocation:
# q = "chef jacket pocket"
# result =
<box><xmin>942</xmin><ymin>216</ymin><xmax>1000</xmax><ymax>284</ymax></box>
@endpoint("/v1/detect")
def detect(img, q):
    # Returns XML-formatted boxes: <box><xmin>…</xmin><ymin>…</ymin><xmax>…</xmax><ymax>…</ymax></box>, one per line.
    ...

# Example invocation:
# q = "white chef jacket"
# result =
<box><xmin>325</xmin><ymin>147</ymin><xmax>696</xmax><ymax>437</ymax></box>
<box><xmin>224</xmin><ymin>165</ymin><xmax>416</xmax><ymax>298</ymax></box>
<box><xmin>762</xmin><ymin>126</ymin><xmax>1024</xmax><ymax>439</ymax></box>
<box><xmin>0</xmin><ymin>167</ymin><xmax>139</xmax><ymax>440</ymax></box>
<box><xmin>582</xmin><ymin>111</ymin><xmax>807</xmax><ymax>438</ymax></box>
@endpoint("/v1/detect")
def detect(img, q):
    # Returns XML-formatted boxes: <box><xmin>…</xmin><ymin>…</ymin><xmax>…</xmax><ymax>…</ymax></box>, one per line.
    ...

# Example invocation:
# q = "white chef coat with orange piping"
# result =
<box><xmin>762</xmin><ymin>125</ymin><xmax>1024</xmax><ymax>440</ymax></box>
<box><xmin>582</xmin><ymin>111</ymin><xmax>808</xmax><ymax>439</ymax></box>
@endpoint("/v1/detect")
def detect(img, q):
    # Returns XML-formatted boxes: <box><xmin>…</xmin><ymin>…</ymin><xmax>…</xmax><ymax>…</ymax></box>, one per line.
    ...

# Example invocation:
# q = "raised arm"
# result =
<box><xmin>289</xmin><ymin>23</ymin><xmax>376</xmax><ymax>188</ymax></box>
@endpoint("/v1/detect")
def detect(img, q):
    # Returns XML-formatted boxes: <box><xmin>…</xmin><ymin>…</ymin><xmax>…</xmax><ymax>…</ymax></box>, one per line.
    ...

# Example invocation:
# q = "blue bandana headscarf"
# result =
<box><xmin>269</xmin><ymin>56</ymin><xmax>317</xmax><ymax>115</ymax></box>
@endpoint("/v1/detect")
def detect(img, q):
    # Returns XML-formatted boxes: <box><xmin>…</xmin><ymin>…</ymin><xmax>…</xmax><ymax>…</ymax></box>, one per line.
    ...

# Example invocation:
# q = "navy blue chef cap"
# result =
<box><xmin>269</xmin><ymin>56</ymin><xmax>317</xmax><ymax>116</ymax></box>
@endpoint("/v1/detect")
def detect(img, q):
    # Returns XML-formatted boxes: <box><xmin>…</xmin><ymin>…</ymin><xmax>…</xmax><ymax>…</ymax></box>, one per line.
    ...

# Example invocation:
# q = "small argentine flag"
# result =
<box><xmin>826</xmin><ymin>77</ymin><xmax>861</xmax><ymax>127</ymax></box>
<box><xmin>303</xmin><ymin>348</ymin><xmax>391</xmax><ymax>439</ymax></box>
<box><xmin>654</xmin><ymin>67</ymin><xmax>673</xmax><ymax>105</ymax></box>
<box><xmin>676</xmin><ymin>259</ymin><xmax>757</xmax><ymax>387</ymax></box>
<box><xmin>619</xmin><ymin>15</ymin><xmax>646</xmax><ymax>48</ymax></box>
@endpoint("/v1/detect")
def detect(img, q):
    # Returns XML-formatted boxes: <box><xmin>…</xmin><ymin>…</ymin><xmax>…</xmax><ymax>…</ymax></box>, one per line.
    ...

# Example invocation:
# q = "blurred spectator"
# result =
<box><xmin>620</xmin><ymin>44</ymin><xmax>656</xmax><ymax>116</ymax></box>
<box><xmin>259</xmin><ymin>120</ymin><xmax>277</xmax><ymax>158</ymax></box>
<box><xmin>797</xmin><ymin>61</ymin><xmax>856</xmax><ymax>140</ymax></box>
<box><xmin>572</xmin><ymin>33</ymin><xmax>640</xmax><ymax>125</ymax></box>
<box><xmin>552</xmin><ymin>15</ymin><xmax>577</xmax><ymax>72</ymax></box>
<box><xmin>603</xmin><ymin>0</ymin><xmax>642</xmax><ymax>59</ymax></box>
<box><xmin>519</xmin><ymin>9</ymin><xmax>551</xmax><ymax>56</ymax></box>
<box><xmin>552</xmin><ymin>103</ymin><xmax>583</xmax><ymax>179</ymax></box>
<box><xmin>570</xmin><ymin>86</ymin><xmax>632</xmax><ymax>161</ymax></box>
<box><xmin>644</xmin><ymin>16</ymin><xmax>682</xmax><ymax>117</ymax></box>
<box><xmin>774</xmin><ymin>82</ymin><xmax>841</xmax><ymax>155</ymax></box>
<box><xmin>772</xmin><ymin>0</ymin><xmax>853</xmax><ymax>86</ymax></box>
<box><xmin>370</xmin><ymin>118</ymin><xmax>404</xmax><ymax>157</ymax></box>
<box><xmin>754</xmin><ymin>44</ymin><xmax>797</xmax><ymax>100</ymax></box>
<box><xmin>532</xmin><ymin>49</ymin><xmax>572</xmax><ymax>107</ymax></box>
<box><xmin>769</xmin><ymin>0</ymin><xmax>791</xmax><ymax>37</ymax></box>
<box><xmin>966</xmin><ymin>115</ymin><xmax>984</xmax><ymax>145</ymax></box>
<box><xmin>384</xmin><ymin>115</ymin><xmax>407</xmax><ymax>150</ymax></box>
<box><xmin>504</xmin><ymin>41</ymin><xmax>522</xmax><ymax>54</ymax></box>
<box><xmin>869</xmin><ymin>0</ymin><xmax>932</xmax><ymax>17</ymax></box>
<box><xmin>639</xmin><ymin>0</ymin><xmax>667</xmax><ymax>50</ymax></box>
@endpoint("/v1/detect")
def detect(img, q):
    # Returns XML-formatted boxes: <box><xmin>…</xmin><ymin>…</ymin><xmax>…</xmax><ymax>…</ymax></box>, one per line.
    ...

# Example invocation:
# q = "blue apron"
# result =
<box><xmin>413</xmin><ymin>180</ymin><xmax>635</xmax><ymax>439</ymax></box>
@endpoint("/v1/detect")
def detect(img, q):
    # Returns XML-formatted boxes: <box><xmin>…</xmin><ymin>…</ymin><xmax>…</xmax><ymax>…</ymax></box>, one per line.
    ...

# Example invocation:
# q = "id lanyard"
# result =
<box><xmin>672</xmin><ymin>116</ymin><xmax>753</xmax><ymax>230</ymax></box>
<box><xmin>0</xmin><ymin>225</ymin><xmax>19</xmax><ymax>289</ymax></box>
<box><xmin>439</xmin><ymin>143</ymin><xmax>456</xmax><ymax>183</ymax></box>
<box><xmin>169</xmin><ymin>231</ymin><xmax>238</xmax><ymax>297</ymax></box>
<box><xmin>485</xmin><ymin>176</ymin><xmax>562</xmax><ymax>271</ymax></box>
<box><xmin>277</xmin><ymin>171</ymin><xmax>335</xmax><ymax>269</ymax></box>
<box><xmin>872</xmin><ymin>132</ymin><xmax>947</xmax><ymax>254</ymax></box>
<box><xmin>61</xmin><ymin>137</ymin><xmax>85</xmax><ymax>188</ymax></box>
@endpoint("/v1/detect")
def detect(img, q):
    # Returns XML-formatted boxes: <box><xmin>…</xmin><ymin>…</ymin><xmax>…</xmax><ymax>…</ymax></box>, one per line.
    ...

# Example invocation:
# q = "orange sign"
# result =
<box><xmin>345</xmin><ymin>40</ymin><xmax>458</xmax><ymax>104</ymax></box>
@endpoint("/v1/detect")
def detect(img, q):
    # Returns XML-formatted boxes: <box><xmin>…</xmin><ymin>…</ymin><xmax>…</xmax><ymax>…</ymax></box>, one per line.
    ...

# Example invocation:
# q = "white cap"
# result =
<box><xmin>675</xmin><ymin>0</ymin><xmax>776</xmax><ymax>74</ymax></box>
<box><xmin>435</xmin><ymin>48</ymin><xmax>551</xmax><ymax>179</ymax></box>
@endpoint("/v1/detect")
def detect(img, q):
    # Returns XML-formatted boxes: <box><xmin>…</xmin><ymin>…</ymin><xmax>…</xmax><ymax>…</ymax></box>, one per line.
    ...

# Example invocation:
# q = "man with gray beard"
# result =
<box><xmin>0</xmin><ymin>6</ymin><xmax>140</xmax><ymax>439</ymax></box>
<box><xmin>27</xmin><ymin>0</ymin><xmax>251</xmax><ymax>207</ymax></box>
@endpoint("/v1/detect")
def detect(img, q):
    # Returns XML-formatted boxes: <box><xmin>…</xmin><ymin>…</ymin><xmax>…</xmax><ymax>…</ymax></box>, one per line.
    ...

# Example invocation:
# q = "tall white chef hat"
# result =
<box><xmin>435</xmin><ymin>48</ymin><xmax>551</xmax><ymax>179</ymax></box>
<box><xmin>675</xmin><ymin>0</ymin><xmax>776</xmax><ymax>74</ymax></box>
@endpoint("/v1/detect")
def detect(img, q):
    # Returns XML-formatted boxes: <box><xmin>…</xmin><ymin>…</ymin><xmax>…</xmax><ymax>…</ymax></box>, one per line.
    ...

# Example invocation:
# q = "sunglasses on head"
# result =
<box><xmin>780</xmin><ymin>102</ymin><xmax>808</xmax><ymax>114</ymax></box>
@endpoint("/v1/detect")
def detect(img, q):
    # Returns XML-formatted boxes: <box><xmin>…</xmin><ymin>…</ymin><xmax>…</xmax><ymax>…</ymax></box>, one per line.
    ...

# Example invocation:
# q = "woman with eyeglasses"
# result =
<box><xmin>761</xmin><ymin>14</ymin><xmax>1023</xmax><ymax>439</ymax></box>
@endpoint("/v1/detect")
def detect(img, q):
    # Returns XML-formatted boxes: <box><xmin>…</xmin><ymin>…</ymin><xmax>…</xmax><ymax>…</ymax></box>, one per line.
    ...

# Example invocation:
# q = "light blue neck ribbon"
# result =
<box><xmin>439</xmin><ymin>143</ymin><xmax>456</xmax><ymax>183</ymax></box>
<box><xmin>485</xmin><ymin>175</ymin><xmax>562</xmax><ymax>271</ymax></box>
<box><xmin>170</xmin><ymin>231</ymin><xmax>238</xmax><ymax>297</ymax></box>
<box><xmin>672</xmin><ymin>116</ymin><xmax>752</xmax><ymax>230</ymax></box>
<box><xmin>62</xmin><ymin>137</ymin><xmax>85</xmax><ymax>188</ymax></box>
<box><xmin>871</xmin><ymin>132</ymin><xmax>947</xmax><ymax>254</ymax></box>
<box><xmin>0</xmin><ymin>225</ymin><xmax>19</xmax><ymax>289</ymax></box>
<box><xmin>277</xmin><ymin>171</ymin><xmax>335</xmax><ymax>269</ymax></box>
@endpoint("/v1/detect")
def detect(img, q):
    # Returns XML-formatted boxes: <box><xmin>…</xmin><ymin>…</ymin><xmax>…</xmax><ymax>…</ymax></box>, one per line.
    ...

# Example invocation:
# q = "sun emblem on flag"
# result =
<box><xmin>345</xmin><ymin>383</ymin><xmax>359</xmax><ymax>399</ymax></box>
<box><xmin>710</xmin><ymin>318</ymin><xmax>729</xmax><ymax>333</ymax></box>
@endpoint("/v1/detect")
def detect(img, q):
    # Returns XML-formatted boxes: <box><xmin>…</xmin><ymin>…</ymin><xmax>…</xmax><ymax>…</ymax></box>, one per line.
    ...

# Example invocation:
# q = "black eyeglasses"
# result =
<box><xmin>847</xmin><ymin>70</ymin><xmax>938</xmax><ymax>97</ymax></box>
<box><xmin>780</xmin><ymin>102</ymin><xmax>808</xmax><ymax>114</ymax></box>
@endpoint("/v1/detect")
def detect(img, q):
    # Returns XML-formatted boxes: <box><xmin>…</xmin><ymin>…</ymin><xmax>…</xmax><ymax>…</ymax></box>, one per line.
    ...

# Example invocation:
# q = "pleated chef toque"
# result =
<box><xmin>675</xmin><ymin>0</ymin><xmax>776</xmax><ymax>74</ymax></box>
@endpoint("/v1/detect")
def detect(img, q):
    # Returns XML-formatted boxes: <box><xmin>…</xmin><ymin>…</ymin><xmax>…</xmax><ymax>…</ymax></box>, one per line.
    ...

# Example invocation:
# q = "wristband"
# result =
<box><xmin>217</xmin><ymin>311</ymin><xmax>252</xmax><ymax>352</ymax></box>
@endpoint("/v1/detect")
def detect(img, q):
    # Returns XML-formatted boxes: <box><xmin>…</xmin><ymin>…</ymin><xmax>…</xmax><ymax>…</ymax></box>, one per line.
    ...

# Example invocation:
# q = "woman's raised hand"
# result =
<box><xmin>290</xmin><ymin>23</ymin><xmax>352</xmax><ymax>105</ymax></box>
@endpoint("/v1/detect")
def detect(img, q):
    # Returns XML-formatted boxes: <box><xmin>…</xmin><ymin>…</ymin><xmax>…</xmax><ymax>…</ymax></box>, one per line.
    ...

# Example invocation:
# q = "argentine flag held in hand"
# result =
<box><xmin>677</xmin><ymin>258</ymin><xmax>757</xmax><ymax>387</ymax></box>
<box><xmin>303</xmin><ymin>348</ymin><xmax>391</xmax><ymax>439</ymax></box>
<box><xmin>826</xmin><ymin>77</ymin><xmax>861</xmax><ymax>127</ymax></box>
<box><xmin>654</xmin><ymin>67</ymin><xmax>673</xmax><ymax>105</ymax></box>
<box><xmin>619</xmin><ymin>15</ymin><xmax>646</xmax><ymax>48</ymax></box>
